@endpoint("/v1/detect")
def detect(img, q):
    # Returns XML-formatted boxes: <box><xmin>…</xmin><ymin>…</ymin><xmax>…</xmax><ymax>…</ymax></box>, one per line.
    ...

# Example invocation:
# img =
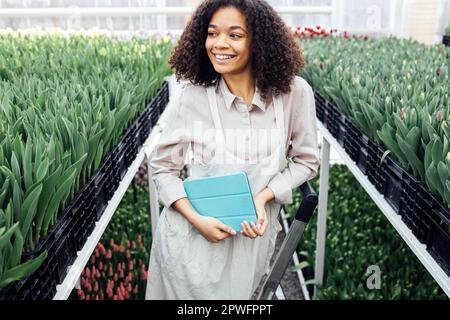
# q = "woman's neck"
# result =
<box><xmin>222</xmin><ymin>71</ymin><xmax>255</xmax><ymax>106</ymax></box>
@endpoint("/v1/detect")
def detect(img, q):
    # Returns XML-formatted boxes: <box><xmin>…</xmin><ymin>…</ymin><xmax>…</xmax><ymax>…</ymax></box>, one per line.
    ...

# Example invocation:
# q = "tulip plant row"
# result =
<box><xmin>0</xmin><ymin>31</ymin><xmax>172</xmax><ymax>288</ymax></box>
<box><xmin>284</xmin><ymin>165</ymin><xmax>447</xmax><ymax>299</ymax></box>
<box><xmin>72</xmin><ymin>166</ymin><xmax>152</xmax><ymax>301</ymax></box>
<box><xmin>300</xmin><ymin>35</ymin><xmax>450</xmax><ymax>208</ymax></box>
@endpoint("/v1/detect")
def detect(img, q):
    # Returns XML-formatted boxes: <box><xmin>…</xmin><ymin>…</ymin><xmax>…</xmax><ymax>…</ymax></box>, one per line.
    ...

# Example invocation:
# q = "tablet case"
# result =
<box><xmin>183</xmin><ymin>172</ymin><xmax>258</xmax><ymax>233</ymax></box>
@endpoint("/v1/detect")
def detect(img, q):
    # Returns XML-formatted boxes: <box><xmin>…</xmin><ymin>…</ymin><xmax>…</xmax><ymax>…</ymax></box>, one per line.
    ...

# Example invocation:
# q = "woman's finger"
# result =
<box><xmin>243</xmin><ymin>221</ymin><xmax>257</xmax><ymax>238</ymax></box>
<box><xmin>259</xmin><ymin>219</ymin><xmax>268</xmax><ymax>236</ymax></box>
<box><xmin>251</xmin><ymin>221</ymin><xmax>262</xmax><ymax>236</ymax></box>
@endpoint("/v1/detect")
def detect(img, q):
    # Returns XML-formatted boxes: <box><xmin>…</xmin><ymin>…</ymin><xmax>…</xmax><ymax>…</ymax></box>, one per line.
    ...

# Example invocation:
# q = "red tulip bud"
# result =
<box><xmin>133</xmin><ymin>285</ymin><xmax>138</xmax><ymax>295</ymax></box>
<box><xmin>119</xmin><ymin>245</ymin><xmax>125</xmax><ymax>253</ymax></box>
<box><xmin>137</xmin><ymin>234</ymin><xmax>142</xmax><ymax>244</ymax></box>
<box><xmin>126</xmin><ymin>250</ymin><xmax>131</xmax><ymax>259</ymax></box>
<box><xmin>131</xmin><ymin>241</ymin><xmax>136</xmax><ymax>250</ymax></box>
<box><xmin>98</xmin><ymin>261</ymin><xmax>104</xmax><ymax>271</ymax></box>
<box><xmin>110</xmin><ymin>239</ymin><xmax>115</xmax><ymax>247</ymax></box>
<box><xmin>97</xmin><ymin>243</ymin><xmax>106</xmax><ymax>255</ymax></box>
<box><xmin>95</xmin><ymin>249</ymin><xmax>99</xmax><ymax>258</ymax></box>
<box><xmin>85</xmin><ymin>267</ymin><xmax>90</xmax><ymax>278</ymax></box>
<box><xmin>114</xmin><ymin>273</ymin><xmax>118</xmax><ymax>281</ymax></box>
<box><xmin>86</xmin><ymin>295</ymin><xmax>90</xmax><ymax>301</ymax></box>
<box><xmin>120</xmin><ymin>269</ymin><xmax>124</xmax><ymax>279</ymax></box>
<box><xmin>94</xmin><ymin>281</ymin><xmax>99</xmax><ymax>292</ymax></box>
<box><xmin>126</xmin><ymin>240</ymin><xmax>130</xmax><ymax>248</ymax></box>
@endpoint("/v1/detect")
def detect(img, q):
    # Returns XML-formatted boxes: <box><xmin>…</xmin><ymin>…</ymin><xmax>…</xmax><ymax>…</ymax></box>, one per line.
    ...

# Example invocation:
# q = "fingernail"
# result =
<box><xmin>257</xmin><ymin>224</ymin><xmax>261</xmax><ymax>229</ymax></box>
<box><xmin>231</xmin><ymin>230</ymin><xmax>236</xmax><ymax>235</ymax></box>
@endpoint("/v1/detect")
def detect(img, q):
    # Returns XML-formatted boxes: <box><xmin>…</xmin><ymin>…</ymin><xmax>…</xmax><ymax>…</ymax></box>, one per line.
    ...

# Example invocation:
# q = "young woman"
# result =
<box><xmin>146</xmin><ymin>0</ymin><xmax>319</xmax><ymax>300</ymax></box>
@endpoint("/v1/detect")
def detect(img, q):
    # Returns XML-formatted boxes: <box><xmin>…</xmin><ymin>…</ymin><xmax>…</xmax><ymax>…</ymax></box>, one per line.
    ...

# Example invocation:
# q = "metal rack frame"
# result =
<box><xmin>314</xmin><ymin>121</ymin><xmax>450</xmax><ymax>298</ymax></box>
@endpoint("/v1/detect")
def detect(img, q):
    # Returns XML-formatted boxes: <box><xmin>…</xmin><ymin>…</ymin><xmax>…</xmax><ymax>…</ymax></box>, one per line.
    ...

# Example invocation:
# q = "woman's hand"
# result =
<box><xmin>192</xmin><ymin>215</ymin><xmax>237</xmax><ymax>243</ymax></box>
<box><xmin>241</xmin><ymin>188</ymin><xmax>274</xmax><ymax>238</ymax></box>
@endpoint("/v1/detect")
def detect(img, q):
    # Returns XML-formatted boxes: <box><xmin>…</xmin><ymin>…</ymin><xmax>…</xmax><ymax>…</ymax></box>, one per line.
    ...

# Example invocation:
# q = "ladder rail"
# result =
<box><xmin>257</xmin><ymin>181</ymin><xmax>318</xmax><ymax>300</ymax></box>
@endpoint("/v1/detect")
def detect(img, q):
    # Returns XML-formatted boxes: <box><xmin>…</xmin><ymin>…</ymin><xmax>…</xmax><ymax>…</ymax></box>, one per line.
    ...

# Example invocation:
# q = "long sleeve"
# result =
<box><xmin>267</xmin><ymin>79</ymin><xmax>319</xmax><ymax>205</ymax></box>
<box><xmin>149</xmin><ymin>84</ymin><xmax>190</xmax><ymax>208</ymax></box>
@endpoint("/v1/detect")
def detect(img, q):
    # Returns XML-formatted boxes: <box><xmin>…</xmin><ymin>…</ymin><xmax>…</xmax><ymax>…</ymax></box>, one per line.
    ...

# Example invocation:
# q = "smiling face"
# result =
<box><xmin>205</xmin><ymin>6</ymin><xmax>251</xmax><ymax>76</ymax></box>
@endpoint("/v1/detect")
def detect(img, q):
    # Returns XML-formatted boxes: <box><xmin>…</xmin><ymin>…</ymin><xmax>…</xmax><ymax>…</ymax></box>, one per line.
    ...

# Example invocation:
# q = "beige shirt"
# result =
<box><xmin>149</xmin><ymin>75</ymin><xmax>319</xmax><ymax>208</ymax></box>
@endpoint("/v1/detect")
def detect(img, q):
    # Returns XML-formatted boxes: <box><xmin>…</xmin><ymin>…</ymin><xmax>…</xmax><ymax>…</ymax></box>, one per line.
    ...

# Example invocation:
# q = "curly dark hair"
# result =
<box><xmin>168</xmin><ymin>0</ymin><xmax>305</xmax><ymax>103</ymax></box>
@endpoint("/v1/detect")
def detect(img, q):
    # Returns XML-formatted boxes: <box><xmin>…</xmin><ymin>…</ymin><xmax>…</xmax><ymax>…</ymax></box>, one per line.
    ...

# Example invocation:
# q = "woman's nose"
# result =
<box><xmin>214</xmin><ymin>34</ymin><xmax>230</xmax><ymax>49</ymax></box>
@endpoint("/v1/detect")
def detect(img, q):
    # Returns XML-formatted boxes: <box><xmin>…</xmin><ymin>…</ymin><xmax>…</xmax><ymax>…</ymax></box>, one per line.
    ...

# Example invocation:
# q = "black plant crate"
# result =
<box><xmin>409</xmin><ymin>183</ymin><xmax>434</xmax><ymax>244</ymax></box>
<box><xmin>123</xmin><ymin>126</ymin><xmax>139</xmax><ymax>167</ymax></box>
<box><xmin>383</xmin><ymin>157</ymin><xmax>405</xmax><ymax>213</ymax></box>
<box><xmin>109</xmin><ymin>141</ymin><xmax>127</xmax><ymax>182</ymax></box>
<box><xmin>315</xmin><ymin>100</ymin><xmax>325</xmax><ymax>123</ymax></box>
<box><xmin>0</xmin><ymin>197</ymin><xmax>77</xmax><ymax>300</ymax></box>
<box><xmin>425</xmin><ymin>195</ymin><xmax>450</xmax><ymax>276</ymax></box>
<box><xmin>327</xmin><ymin>102</ymin><xmax>344</xmax><ymax>143</ymax></box>
<box><xmin>93</xmin><ymin>169</ymin><xmax>108</xmax><ymax>219</ymax></box>
<box><xmin>149</xmin><ymin>107</ymin><xmax>160</xmax><ymax>127</ymax></box>
<box><xmin>323</xmin><ymin>100</ymin><xmax>333</xmax><ymax>130</ymax></box>
<box><xmin>367</xmin><ymin>140</ymin><xmax>387</xmax><ymax>193</ymax></box>
<box><xmin>356</xmin><ymin>134</ymin><xmax>369</xmax><ymax>175</ymax></box>
<box><xmin>343</xmin><ymin>118</ymin><xmax>369</xmax><ymax>174</ymax></box>
<box><xmin>343</xmin><ymin>118</ymin><xmax>359</xmax><ymax>162</ymax></box>
<box><xmin>313</xmin><ymin>90</ymin><xmax>326</xmax><ymax>124</ymax></box>
<box><xmin>443</xmin><ymin>35</ymin><xmax>450</xmax><ymax>47</ymax></box>
<box><xmin>139</xmin><ymin>115</ymin><xmax>152</xmax><ymax>144</ymax></box>
<box><xmin>399</xmin><ymin>171</ymin><xmax>423</xmax><ymax>229</ymax></box>
<box><xmin>334</xmin><ymin>112</ymin><xmax>347</xmax><ymax>146</ymax></box>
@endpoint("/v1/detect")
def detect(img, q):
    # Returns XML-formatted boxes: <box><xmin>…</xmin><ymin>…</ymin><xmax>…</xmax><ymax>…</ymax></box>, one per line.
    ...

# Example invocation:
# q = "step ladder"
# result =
<box><xmin>257</xmin><ymin>181</ymin><xmax>318</xmax><ymax>300</ymax></box>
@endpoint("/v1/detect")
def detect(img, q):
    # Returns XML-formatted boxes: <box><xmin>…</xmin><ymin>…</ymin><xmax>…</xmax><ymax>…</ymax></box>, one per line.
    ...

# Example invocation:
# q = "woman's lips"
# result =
<box><xmin>212</xmin><ymin>53</ymin><xmax>237</xmax><ymax>65</ymax></box>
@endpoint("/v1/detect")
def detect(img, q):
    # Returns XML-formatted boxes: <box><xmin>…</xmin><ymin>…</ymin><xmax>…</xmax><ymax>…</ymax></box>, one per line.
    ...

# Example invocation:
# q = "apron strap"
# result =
<box><xmin>273</xmin><ymin>94</ymin><xmax>286</xmax><ymax>148</ymax></box>
<box><xmin>207</xmin><ymin>84</ymin><xmax>286</xmax><ymax>150</ymax></box>
<box><xmin>206</xmin><ymin>86</ymin><xmax>225</xmax><ymax>138</ymax></box>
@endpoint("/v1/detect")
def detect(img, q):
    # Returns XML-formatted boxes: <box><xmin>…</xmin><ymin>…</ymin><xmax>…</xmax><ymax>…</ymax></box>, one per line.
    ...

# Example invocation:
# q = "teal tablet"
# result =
<box><xmin>183</xmin><ymin>172</ymin><xmax>258</xmax><ymax>233</ymax></box>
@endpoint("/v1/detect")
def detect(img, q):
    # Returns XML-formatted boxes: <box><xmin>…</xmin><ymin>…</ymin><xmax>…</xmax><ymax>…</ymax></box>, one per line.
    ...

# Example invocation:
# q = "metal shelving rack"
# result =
<box><xmin>314</xmin><ymin>121</ymin><xmax>450</xmax><ymax>298</ymax></box>
<box><xmin>52</xmin><ymin>124</ymin><xmax>162</xmax><ymax>300</ymax></box>
<box><xmin>51</xmin><ymin>75</ymin><xmax>173</xmax><ymax>300</ymax></box>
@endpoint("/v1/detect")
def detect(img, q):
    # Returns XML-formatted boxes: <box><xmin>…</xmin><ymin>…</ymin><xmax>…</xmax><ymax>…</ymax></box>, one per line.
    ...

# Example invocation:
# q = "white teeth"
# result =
<box><xmin>215</xmin><ymin>54</ymin><xmax>234</xmax><ymax>60</ymax></box>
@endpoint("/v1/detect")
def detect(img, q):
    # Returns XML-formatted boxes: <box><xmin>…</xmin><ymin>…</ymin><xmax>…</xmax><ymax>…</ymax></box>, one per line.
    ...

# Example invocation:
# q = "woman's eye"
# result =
<box><xmin>207</xmin><ymin>32</ymin><xmax>216</xmax><ymax>36</ymax></box>
<box><xmin>230</xmin><ymin>34</ymin><xmax>242</xmax><ymax>39</ymax></box>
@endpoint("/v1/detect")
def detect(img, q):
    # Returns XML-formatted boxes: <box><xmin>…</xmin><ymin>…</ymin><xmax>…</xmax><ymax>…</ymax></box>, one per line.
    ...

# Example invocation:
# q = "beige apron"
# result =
<box><xmin>146</xmin><ymin>85</ymin><xmax>286</xmax><ymax>300</ymax></box>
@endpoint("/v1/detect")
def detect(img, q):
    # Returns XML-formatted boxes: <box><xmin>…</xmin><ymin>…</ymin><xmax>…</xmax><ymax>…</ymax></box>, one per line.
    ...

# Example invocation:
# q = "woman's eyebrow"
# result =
<box><xmin>208</xmin><ymin>24</ymin><xmax>248</xmax><ymax>34</ymax></box>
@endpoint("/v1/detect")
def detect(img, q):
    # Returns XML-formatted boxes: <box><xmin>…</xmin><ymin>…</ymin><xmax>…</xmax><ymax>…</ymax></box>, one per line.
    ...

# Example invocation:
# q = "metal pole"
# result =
<box><xmin>147</xmin><ymin>158</ymin><xmax>160</xmax><ymax>237</ymax></box>
<box><xmin>314</xmin><ymin>137</ymin><xmax>330</xmax><ymax>297</ymax></box>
